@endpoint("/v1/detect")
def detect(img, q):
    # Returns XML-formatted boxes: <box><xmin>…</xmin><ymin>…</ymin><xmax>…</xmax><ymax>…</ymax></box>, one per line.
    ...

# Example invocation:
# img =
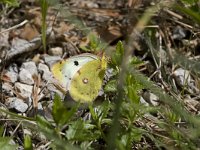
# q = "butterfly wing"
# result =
<box><xmin>51</xmin><ymin>54</ymin><xmax>98</xmax><ymax>89</ymax></box>
<box><xmin>69</xmin><ymin>56</ymin><xmax>107</xmax><ymax>103</ymax></box>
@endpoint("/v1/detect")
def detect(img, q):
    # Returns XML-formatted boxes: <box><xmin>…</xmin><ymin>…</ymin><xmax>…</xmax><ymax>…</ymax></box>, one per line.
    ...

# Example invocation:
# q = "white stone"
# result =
<box><xmin>173</xmin><ymin>68</ymin><xmax>191</xmax><ymax>86</ymax></box>
<box><xmin>15</xmin><ymin>82</ymin><xmax>33</xmax><ymax>98</ymax></box>
<box><xmin>48</xmin><ymin>47</ymin><xmax>63</xmax><ymax>56</ymax></box>
<box><xmin>19</xmin><ymin>68</ymin><xmax>34</xmax><ymax>85</ymax></box>
<box><xmin>142</xmin><ymin>91</ymin><xmax>159</xmax><ymax>106</ymax></box>
<box><xmin>38</xmin><ymin>63</ymin><xmax>50</xmax><ymax>74</ymax></box>
<box><xmin>21</xmin><ymin>61</ymin><xmax>38</xmax><ymax>76</ymax></box>
<box><xmin>38</xmin><ymin>63</ymin><xmax>52</xmax><ymax>81</ymax></box>
<box><xmin>43</xmin><ymin>55</ymin><xmax>61</xmax><ymax>67</ymax></box>
<box><xmin>6</xmin><ymin>97</ymin><xmax>28</xmax><ymax>113</ymax></box>
<box><xmin>4</xmin><ymin>71</ymin><xmax>18</xmax><ymax>83</ymax></box>
<box><xmin>8</xmin><ymin>63</ymin><xmax>18</xmax><ymax>73</ymax></box>
<box><xmin>140</xmin><ymin>96</ymin><xmax>149</xmax><ymax>106</ymax></box>
<box><xmin>2</xmin><ymin>83</ymin><xmax>14</xmax><ymax>96</ymax></box>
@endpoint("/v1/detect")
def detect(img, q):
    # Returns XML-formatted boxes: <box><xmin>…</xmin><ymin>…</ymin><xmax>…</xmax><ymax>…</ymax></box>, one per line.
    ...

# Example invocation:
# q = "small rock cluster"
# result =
<box><xmin>2</xmin><ymin>48</ymin><xmax>64</xmax><ymax>118</ymax></box>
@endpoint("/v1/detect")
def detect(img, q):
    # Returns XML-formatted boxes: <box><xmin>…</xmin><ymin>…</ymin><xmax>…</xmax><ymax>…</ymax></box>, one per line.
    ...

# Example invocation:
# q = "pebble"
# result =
<box><xmin>0</xmin><ymin>30</ymin><xmax>9</xmax><ymax>49</ymax></box>
<box><xmin>4</xmin><ymin>71</ymin><xmax>18</xmax><ymax>83</ymax></box>
<box><xmin>105</xmin><ymin>68</ymin><xmax>114</xmax><ymax>80</ymax></box>
<box><xmin>4</xmin><ymin>63</ymin><xmax>19</xmax><ymax>83</ymax></box>
<box><xmin>8</xmin><ymin>63</ymin><xmax>18</xmax><ymax>73</ymax></box>
<box><xmin>38</xmin><ymin>63</ymin><xmax>50</xmax><ymax>74</ymax></box>
<box><xmin>142</xmin><ymin>91</ymin><xmax>159</xmax><ymax>106</ymax></box>
<box><xmin>11</xmin><ymin>38</ymin><xmax>29</xmax><ymax>50</ymax></box>
<box><xmin>6</xmin><ymin>97</ymin><xmax>28</xmax><ymax>113</ymax></box>
<box><xmin>37</xmin><ymin>102</ymin><xmax>45</xmax><ymax>116</ymax></box>
<box><xmin>2</xmin><ymin>83</ymin><xmax>14</xmax><ymax>96</ymax></box>
<box><xmin>140</xmin><ymin>96</ymin><xmax>149</xmax><ymax>106</ymax></box>
<box><xmin>38</xmin><ymin>102</ymin><xmax>43</xmax><ymax>110</ymax></box>
<box><xmin>43</xmin><ymin>101</ymin><xmax>53</xmax><ymax>120</ymax></box>
<box><xmin>15</xmin><ymin>82</ymin><xmax>33</xmax><ymax>98</ymax></box>
<box><xmin>48</xmin><ymin>85</ymin><xmax>64</xmax><ymax>99</ymax></box>
<box><xmin>173</xmin><ymin>68</ymin><xmax>191</xmax><ymax>87</ymax></box>
<box><xmin>172</xmin><ymin>26</ymin><xmax>186</xmax><ymax>40</ymax></box>
<box><xmin>26</xmin><ymin>97</ymin><xmax>33</xmax><ymax>107</ymax></box>
<box><xmin>48</xmin><ymin>47</ymin><xmax>63</xmax><ymax>56</ymax></box>
<box><xmin>21</xmin><ymin>61</ymin><xmax>38</xmax><ymax>76</ymax></box>
<box><xmin>43</xmin><ymin>55</ymin><xmax>61</xmax><ymax>67</ymax></box>
<box><xmin>38</xmin><ymin>63</ymin><xmax>52</xmax><ymax>81</ymax></box>
<box><xmin>19</xmin><ymin>68</ymin><xmax>34</xmax><ymax>85</ymax></box>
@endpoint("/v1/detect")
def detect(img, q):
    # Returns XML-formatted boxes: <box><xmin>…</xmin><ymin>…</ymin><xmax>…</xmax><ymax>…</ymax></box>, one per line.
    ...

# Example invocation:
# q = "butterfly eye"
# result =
<box><xmin>74</xmin><ymin>61</ymin><xmax>79</xmax><ymax>66</ymax></box>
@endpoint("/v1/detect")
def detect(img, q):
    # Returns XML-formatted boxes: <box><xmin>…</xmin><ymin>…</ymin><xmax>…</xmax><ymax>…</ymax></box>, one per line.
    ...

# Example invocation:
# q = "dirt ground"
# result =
<box><xmin>1</xmin><ymin>0</ymin><xmax>200</xmax><ymax>149</ymax></box>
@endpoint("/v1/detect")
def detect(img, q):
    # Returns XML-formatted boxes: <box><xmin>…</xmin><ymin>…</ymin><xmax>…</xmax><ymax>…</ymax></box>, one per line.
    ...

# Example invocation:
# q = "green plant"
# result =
<box><xmin>24</xmin><ymin>135</ymin><xmax>33</xmax><ymax>150</ymax></box>
<box><xmin>40</xmin><ymin>0</ymin><xmax>48</xmax><ymax>54</ymax></box>
<box><xmin>2</xmin><ymin>0</ymin><xmax>200</xmax><ymax>149</ymax></box>
<box><xmin>0</xmin><ymin>0</ymin><xmax>19</xmax><ymax>6</ymax></box>
<box><xmin>80</xmin><ymin>32</ymin><xmax>108</xmax><ymax>52</ymax></box>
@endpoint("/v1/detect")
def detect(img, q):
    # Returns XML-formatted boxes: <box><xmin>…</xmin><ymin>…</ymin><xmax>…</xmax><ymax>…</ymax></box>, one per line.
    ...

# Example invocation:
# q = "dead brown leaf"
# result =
<box><xmin>19</xmin><ymin>23</ymin><xmax>40</xmax><ymax>41</ymax></box>
<box><xmin>54</xmin><ymin>22</ymin><xmax>74</xmax><ymax>34</ymax></box>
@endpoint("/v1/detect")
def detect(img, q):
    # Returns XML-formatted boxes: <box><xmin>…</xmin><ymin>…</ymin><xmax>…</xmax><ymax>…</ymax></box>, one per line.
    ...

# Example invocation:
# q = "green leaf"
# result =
<box><xmin>80</xmin><ymin>46</ymin><xmax>90</xmax><ymax>52</ymax></box>
<box><xmin>52</xmin><ymin>94</ymin><xmax>78</xmax><ymax>126</ymax></box>
<box><xmin>129</xmin><ymin>56</ymin><xmax>144</xmax><ymax>66</ymax></box>
<box><xmin>125</xmin><ymin>74</ymin><xmax>143</xmax><ymax>104</ymax></box>
<box><xmin>111</xmin><ymin>41</ymin><xmax>124</xmax><ymax>66</ymax></box>
<box><xmin>89</xmin><ymin>101</ymin><xmax>112</xmax><ymax>127</ymax></box>
<box><xmin>24</xmin><ymin>135</ymin><xmax>33</xmax><ymax>150</ymax></box>
<box><xmin>89</xmin><ymin>33</ymin><xmax>99</xmax><ymax>50</ymax></box>
<box><xmin>0</xmin><ymin>126</ymin><xmax>4</xmax><ymax>136</ymax></box>
<box><xmin>1</xmin><ymin>0</ymin><xmax>19</xmax><ymax>6</ymax></box>
<box><xmin>116</xmin><ymin>127</ymin><xmax>143</xmax><ymax>150</ymax></box>
<box><xmin>121</xmin><ymin>102</ymin><xmax>136</xmax><ymax>122</ymax></box>
<box><xmin>36</xmin><ymin>116</ymin><xmax>79</xmax><ymax>150</ymax></box>
<box><xmin>66</xmin><ymin>119</ymin><xmax>101</xmax><ymax>141</ymax></box>
<box><xmin>80</xmin><ymin>141</ymin><xmax>93</xmax><ymax>150</ymax></box>
<box><xmin>40</xmin><ymin>0</ymin><xmax>49</xmax><ymax>53</ymax></box>
<box><xmin>175</xmin><ymin>5</ymin><xmax>200</xmax><ymax>25</ymax></box>
<box><xmin>0</xmin><ymin>137</ymin><xmax>17</xmax><ymax>150</ymax></box>
<box><xmin>180</xmin><ymin>0</ymin><xmax>198</xmax><ymax>5</ymax></box>
<box><xmin>116</xmin><ymin>41</ymin><xmax>124</xmax><ymax>55</ymax></box>
<box><xmin>94</xmin><ymin>101</ymin><xmax>111</xmax><ymax>123</ymax></box>
<box><xmin>81</xmin><ymin>32</ymin><xmax>107</xmax><ymax>52</ymax></box>
<box><xmin>104</xmin><ymin>79</ymin><xmax>117</xmax><ymax>92</ymax></box>
<box><xmin>36</xmin><ymin>115</ymin><xmax>55</xmax><ymax>136</ymax></box>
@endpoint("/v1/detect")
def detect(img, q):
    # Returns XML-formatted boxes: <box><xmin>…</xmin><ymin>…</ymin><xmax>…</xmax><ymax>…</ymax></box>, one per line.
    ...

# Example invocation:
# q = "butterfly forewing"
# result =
<box><xmin>51</xmin><ymin>54</ymin><xmax>98</xmax><ymax>89</ymax></box>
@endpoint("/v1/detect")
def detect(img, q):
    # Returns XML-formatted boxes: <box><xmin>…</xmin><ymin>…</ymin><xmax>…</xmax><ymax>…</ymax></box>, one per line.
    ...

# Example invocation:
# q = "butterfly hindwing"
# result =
<box><xmin>69</xmin><ymin>58</ymin><xmax>106</xmax><ymax>103</ymax></box>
